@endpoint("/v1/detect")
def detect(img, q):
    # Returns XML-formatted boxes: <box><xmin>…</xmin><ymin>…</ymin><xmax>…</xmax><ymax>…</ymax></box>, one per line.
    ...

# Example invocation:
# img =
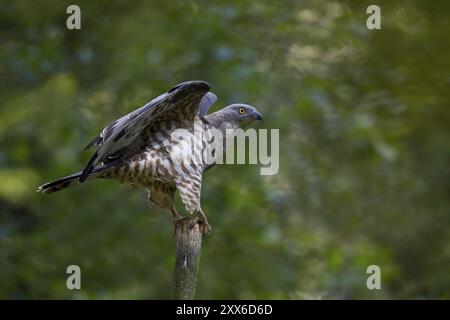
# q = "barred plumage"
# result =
<box><xmin>37</xmin><ymin>80</ymin><xmax>262</xmax><ymax>234</ymax></box>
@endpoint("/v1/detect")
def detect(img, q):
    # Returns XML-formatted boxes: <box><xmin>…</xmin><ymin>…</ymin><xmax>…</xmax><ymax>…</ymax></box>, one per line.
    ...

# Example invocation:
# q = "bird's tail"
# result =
<box><xmin>37</xmin><ymin>168</ymin><xmax>104</xmax><ymax>194</ymax></box>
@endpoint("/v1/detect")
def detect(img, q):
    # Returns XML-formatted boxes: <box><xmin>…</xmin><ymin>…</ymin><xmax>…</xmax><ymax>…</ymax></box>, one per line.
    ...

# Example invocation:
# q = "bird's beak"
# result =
<box><xmin>254</xmin><ymin>111</ymin><xmax>263</xmax><ymax>121</ymax></box>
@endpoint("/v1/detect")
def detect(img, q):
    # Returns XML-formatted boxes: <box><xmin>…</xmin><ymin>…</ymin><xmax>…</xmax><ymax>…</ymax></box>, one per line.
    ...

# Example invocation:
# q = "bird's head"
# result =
<box><xmin>221</xmin><ymin>103</ymin><xmax>263</xmax><ymax>128</ymax></box>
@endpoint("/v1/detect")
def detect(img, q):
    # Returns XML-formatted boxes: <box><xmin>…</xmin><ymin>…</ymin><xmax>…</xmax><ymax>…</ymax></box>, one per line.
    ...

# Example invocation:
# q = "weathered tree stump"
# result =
<box><xmin>172</xmin><ymin>217</ymin><xmax>203</xmax><ymax>300</ymax></box>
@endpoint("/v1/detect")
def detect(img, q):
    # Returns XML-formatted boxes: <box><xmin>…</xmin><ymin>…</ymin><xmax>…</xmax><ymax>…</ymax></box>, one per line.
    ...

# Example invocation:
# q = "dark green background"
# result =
<box><xmin>1</xmin><ymin>0</ymin><xmax>449</xmax><ymax>299</ymax></box>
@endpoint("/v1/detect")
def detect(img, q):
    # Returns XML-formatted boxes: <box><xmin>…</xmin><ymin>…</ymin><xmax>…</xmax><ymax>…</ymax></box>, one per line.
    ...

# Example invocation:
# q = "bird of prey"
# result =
<box><xmin>37</xmin><ymin>80</ymin><xmax>262</xmax><ymax>234</ymax></box>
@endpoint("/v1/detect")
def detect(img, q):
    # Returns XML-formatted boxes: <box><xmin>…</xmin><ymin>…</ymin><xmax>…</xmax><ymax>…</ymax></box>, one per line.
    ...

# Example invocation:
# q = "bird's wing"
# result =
<box><xmin>84</xmin><ymin>103</ymin><xmax>152</xmax><ymax>150</ymax></box>
<box><xmin>80</xmin><ymin>80</ymin><xmax>212</xmax><ymax>182</ymax></box>
<box><xmin>198</xmin><ymin>92</ymin><xmax>217</xmax><ymax>116</ymax></box>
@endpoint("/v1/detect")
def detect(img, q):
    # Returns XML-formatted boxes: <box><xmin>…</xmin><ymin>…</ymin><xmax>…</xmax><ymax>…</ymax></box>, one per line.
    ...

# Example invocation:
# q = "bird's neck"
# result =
<box><xmin>204</xmin><ymin>113</ymin><xmax>240</xmax><ymax>134</ymax></box>
<box><xmin>201</xmin><ymin>114</ymin><xmax>242</xmax><ymax>172</ymax></box>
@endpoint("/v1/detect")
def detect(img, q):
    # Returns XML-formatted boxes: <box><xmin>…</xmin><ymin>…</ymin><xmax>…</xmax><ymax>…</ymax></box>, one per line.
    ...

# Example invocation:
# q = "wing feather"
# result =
<box><xmin>198</xmin><ymin>92</ymin><xmax>217</xmax><ymax>116</ymax></box>
<box><xmin>80</xmin><ymin>80</ymin><xmax>211</xmax><ymax>182</ymax></box>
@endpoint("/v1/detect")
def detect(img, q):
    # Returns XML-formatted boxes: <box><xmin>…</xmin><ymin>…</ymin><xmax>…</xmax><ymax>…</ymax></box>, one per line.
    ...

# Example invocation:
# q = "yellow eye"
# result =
<box><xmin>239</xmin><ymin>107</ymin><xmax>245</xmax><ymax>114</ymax></box>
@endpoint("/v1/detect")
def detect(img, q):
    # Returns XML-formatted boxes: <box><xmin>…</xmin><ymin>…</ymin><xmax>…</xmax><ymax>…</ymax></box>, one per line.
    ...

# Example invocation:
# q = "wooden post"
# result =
<box><xmin>172</xmin><ymin>217</ymin><xmax>203</xmax><ymax>300</ymax></box>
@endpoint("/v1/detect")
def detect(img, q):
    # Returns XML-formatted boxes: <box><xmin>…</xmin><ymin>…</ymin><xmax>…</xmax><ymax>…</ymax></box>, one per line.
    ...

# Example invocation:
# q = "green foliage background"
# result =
<box><xmin>1</xmin><ymin>0</ymin><xmax>449</xmax><ymax>299</ymax></box>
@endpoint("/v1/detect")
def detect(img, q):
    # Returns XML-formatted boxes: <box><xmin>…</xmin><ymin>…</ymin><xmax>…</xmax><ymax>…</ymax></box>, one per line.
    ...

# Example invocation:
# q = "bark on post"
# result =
<box><xmin>172</xmin><ymin>217</ymin><xmax>203</xmax><ymax>300</ymax></box>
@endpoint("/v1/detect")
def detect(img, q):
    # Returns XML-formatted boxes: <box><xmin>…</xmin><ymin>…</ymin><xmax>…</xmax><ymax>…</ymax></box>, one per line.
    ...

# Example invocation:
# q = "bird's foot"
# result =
<box><xmin>192</xmin><ymin>211</ymin><xmax>212</xmax><ymax>236</ymax></box>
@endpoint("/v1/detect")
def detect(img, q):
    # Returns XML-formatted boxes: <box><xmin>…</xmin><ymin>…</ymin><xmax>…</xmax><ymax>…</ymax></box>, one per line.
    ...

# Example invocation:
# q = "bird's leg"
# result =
<box><xmin>169</xmin><ymin>206</ymin><xmax>183</xmax><ymax>238</ymax></box>
<box><xmin>192</xmin><ymin>208</ymin><xmax>212</xmax><ymax>236</ymax></box>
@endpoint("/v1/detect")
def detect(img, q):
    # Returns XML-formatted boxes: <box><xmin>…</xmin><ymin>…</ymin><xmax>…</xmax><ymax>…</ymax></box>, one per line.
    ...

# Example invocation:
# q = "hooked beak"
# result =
<box><xmin>254</xmin><ymin>111</ymin><xmax>263</xmax><ymax>121</ymax></box>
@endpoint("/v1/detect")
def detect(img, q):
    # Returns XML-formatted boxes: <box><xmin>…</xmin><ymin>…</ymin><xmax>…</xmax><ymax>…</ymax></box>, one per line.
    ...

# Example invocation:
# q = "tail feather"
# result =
<box><xmin>37</xmin><ymin>166</ymin><xmax>107</xmax><ymax>194</ymax></box>
<box><xmin>79</xmin><ymin>152</ymin><xmax>98</xmax><ymax>183</ymax></box>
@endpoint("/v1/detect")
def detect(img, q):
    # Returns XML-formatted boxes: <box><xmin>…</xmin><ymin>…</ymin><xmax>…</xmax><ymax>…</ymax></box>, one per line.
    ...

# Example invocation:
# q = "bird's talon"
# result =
<box><xmin>201</xmin><ymin>223</ymin><xmax>212</xmax><ymax>236</ymax></box>
<box><xmin>173</xmin><ymin>216</ymin><xmax>183</xmax><ymax>224</ymax></box>
<box><xmin>192</xmin><ymin>210</ymin><xmax>212</xmax><ymax>236</ymax></box>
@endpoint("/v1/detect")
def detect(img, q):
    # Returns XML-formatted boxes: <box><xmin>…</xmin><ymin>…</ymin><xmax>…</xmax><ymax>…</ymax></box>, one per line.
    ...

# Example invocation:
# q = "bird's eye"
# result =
<box><xmin>239</xmin><ymin>107</ymin><xmax>245</xmax><ymax>114</ymax></box>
